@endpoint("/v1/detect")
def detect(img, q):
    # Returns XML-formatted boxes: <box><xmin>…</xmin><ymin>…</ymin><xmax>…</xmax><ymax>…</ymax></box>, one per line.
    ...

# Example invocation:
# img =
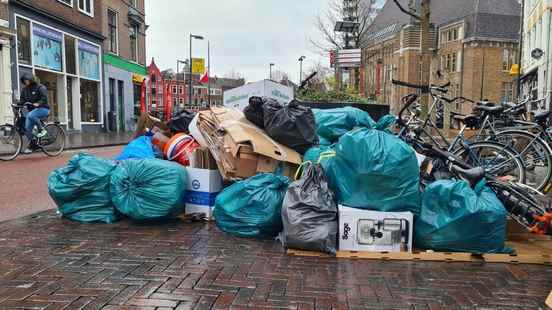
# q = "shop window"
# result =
<box><xmin>130</xmin><ymin>24</ymin><xmax>138</xmax><ymax>62</ymax></box>
<box><xmin>78</xmin><ymin>0</ymin><xmax>94</xmax><ymax>16</ymax></box>
<box><xmin>32</xmin><ymin>24</ymin><xmax>63</xmax><ymax>72</ymax></box>
<box><xmin>65</xmin><ymin>36</ymin><xmax>76</xmax><ymax>75</ymax></box>
<box><xmin>81</xmin><ymin>79</ymin><xmax>100</xmax><ymax>122</ymax></box>
<box><xmin>16</xmin><ymin>18</ymin><xmax>31</xmax><ymax>65</ymax></box>
<box><xmin>133</xmin><ymin>83</ymin><xmax>141</xmax><ymax>119</ymax></box>
<box><xmin>502</xmin><ymin>82</ymin><xmax>514</xmax><ymax>103</ymax></box>
<box><xmin>107</xmin><ymin>9</ymin><xmax>118</xmax><ymax>54</ymax></box>
<box><xmin>78</xmin><ymin>41</ymin><xmax>100</xmax><ymax>80</ymax></box>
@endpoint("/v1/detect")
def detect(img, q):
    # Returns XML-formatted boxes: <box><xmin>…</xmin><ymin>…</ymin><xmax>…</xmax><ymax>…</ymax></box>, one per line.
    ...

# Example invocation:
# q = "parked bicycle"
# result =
<box><xmin>0</xmin><ymin>102</ymin><xmax>66</xmax><ymax>161</ymax></box>
<box><xmin>394</xmin><ymin>89</ymin><xmax>551</xmax><ymax>235</ymax></box>
<box><xmin>393</xmin><ymin>80</ymin><xmax>526</xmax><ymax>184</ymax></box>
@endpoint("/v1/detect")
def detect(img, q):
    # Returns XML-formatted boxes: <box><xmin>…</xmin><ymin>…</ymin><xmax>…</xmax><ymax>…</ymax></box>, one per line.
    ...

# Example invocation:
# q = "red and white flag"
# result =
<box><xmin>199</xmin><ymin>71</ymin><xmax>209</xmax><ymax>84</ymax></box>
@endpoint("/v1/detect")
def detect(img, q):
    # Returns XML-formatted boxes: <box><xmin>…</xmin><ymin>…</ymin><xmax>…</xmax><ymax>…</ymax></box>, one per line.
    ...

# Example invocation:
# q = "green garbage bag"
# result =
<box><xmin>303</xmin><ymin>145</ymin><xmax>334</xmax><ymax>163</ymax></box>
<box><xmin>213</xmin><ymin>173</ymin><xmax>291</xmax><ymax>238</ymax></box>
<box><xmin>48</xmin><ymin>153</ymin><xmax>119</xmax><ymax>224</ymax></box>
<box><xmin>320</xmin><ymin>116</ymin><xmax>420</xmax><ymax>214</ymax></box>
<box><xmin>110</xmin><ymin>159</ymin><xmax>187</xmax><ymax>221</ymax></box>
<box><xmin>313</xmin><ymin>107</ymin><xmax>376</xmax><ymax>144</ymax></box>
<box><xmin>415</xmin><ymin>180</ymin><xmax>508</xmax><ymax>253</ymax></box>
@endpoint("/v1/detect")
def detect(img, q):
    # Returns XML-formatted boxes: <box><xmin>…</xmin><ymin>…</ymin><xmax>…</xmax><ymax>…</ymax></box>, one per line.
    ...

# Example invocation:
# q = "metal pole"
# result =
<box><xmin>299</xmin><ymin>59</ymin><xmax>303</xmax><ymax>83</ymax></box>
<box><xmin>517</xmin><ymin>0</ymin><xmax>525</xmax><ymax>100</ymax></box>
<box><xmin>208</xmin><ymin>41</ymin><xmax>211</xmax><ymax>107</ymax></box>
<box><xmin>189</xmin><ymin>34</ymin><xmax>193</xmax><ymax>108</ymax></box>
<box><xmin>270</xmin><ymin>64</ymin><xmax>273</xmax><ymax>80</ymax></box>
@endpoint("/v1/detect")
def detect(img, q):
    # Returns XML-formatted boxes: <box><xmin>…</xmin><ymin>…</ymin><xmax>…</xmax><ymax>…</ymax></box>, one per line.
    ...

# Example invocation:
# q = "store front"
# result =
<box><xmin>0</xmin><ymin>18</ymin><xmax>13</xmax><ymax>124</ymax></box>
<box><xmin>103</xmin><ymin>54</ymin><xmax>146</xmax><ymax>133</ymax></box>
<box><xmin>10</xmin><ymin>11</ymin><xmax>103</xmax><ymax>132</ymax></box>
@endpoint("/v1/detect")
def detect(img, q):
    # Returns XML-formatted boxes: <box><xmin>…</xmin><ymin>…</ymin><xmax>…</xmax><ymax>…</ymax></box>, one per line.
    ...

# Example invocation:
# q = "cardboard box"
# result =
<box><xmin>184</xmin><ymin>167</ymin><xmax>223</xmax><ymax>220</ymax></box>
<box><xmin>197</xmin><ymin>107</ymin><xmax>301</xmax><ymax>181</ymax></box>
<box><xmin>338</xmin><ymin>206</ymin><xmax>413</xmax><ymax>253</ymax></box>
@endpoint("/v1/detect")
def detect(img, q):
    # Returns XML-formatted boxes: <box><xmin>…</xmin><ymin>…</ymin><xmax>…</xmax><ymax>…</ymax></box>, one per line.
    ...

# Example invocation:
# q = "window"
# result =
<box><xmin>107</xmin><ymin>9</ymin><xmax>118</xmax><ymax>54</ymax></box>
<box><xmin>81</xmin><ymin>79</ymin><xmax>100</xmax><ymax>122</ymax></box>
<box><xmin>16</xmin><ymin>18</ymin><xmax>31</xmax><ymax>65</ymax></box>
<box><xmin>65</xmin><ymin>36</ymin><xmax>76</xmax><ymax>74</ymax></box>
<box><xmin>131</xmin><ymin>0</ymin><xmax>137</xmax><ymax>7</ymax></box>
<box><xmin>172</xmin><ymin>85</ymin><xmax>177</xmax><ymax>94</ymax></box>
<box><xmin>130</xmin><ymin>24</ymin><xmax>138</xmax><ymax>62</ymax></box>
<box><xmin>57</xmin><ymin>0</ymin><xmax>73</xmax><ymax>7</ymax></box>
<box><xmin>502</xmin><ymin>82</ymin><xmax>514</xmax><ymax>102</ymax></box>
<box><xmin>109</xmin><ymin>78</ymin><xmax>116</xmax><ymax>114</ymax></box>
<box><xmin>78</xmin><ymin>0</ymin><xmax>94</xmax><ymax>16</ymax></box>
<box><xmin>502</xmin><ymin>49</ymin><xmax>511</xmax><ymax>71</ymax></box>
<box><xmin>451</xmin><ymin>53</ymin><xmax>457</xmax><ymax>72</ymax></box>
<box><xmin>179</xmin><ymin>85</ymin><xmax>184</xmax><ymax>94</ymax></box>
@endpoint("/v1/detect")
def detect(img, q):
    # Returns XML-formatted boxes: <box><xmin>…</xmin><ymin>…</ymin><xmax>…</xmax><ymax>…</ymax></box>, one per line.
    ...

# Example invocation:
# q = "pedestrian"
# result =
<box><xmin>19</xmin><ymin>73</ymin><xmax>50</xmax><ymax>153</ymax></box>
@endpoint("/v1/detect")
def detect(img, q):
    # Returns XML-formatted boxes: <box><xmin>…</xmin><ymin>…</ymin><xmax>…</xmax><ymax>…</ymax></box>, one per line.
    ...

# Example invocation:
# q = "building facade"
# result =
<box><xmin>8</xmin><ymin>0</ymin><xmax>105</xmax><ymax>132</ymax></box>
<box><xmin>0</xmin><ymin>0</ymin><xmax>14</xmax><ymax>124</ymax></box>
<box><xmin>521</xmin><ymin>0</ymin><xmax>552</xmax><ymax>112</ymax></box>
<box><xmin>102</xmin><ymin>0</ymin><xmax>146</xmax><ymax>132</ymax></box>
<box><xmin>362</xmin><ymin>0</ymin><xmax>520</xmax><ymax>116</ymax></box>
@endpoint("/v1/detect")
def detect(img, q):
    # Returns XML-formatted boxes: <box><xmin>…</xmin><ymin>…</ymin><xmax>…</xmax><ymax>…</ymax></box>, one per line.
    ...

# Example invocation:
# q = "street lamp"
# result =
<box><xmin>189</xmin><ymin>34</ymin><xmax>204</xmax><ymax>107</ymax></box>
<box><xmin>269</xmin><ymin>63</ymin><xmax>275</xmax><ymax>80</ymax></box>
<box><xmin>298</xmin><ymin>56</ymin><xmax>306</xmax><ymax>83</ymax></box>
<box><xmin>176</xmin><ymin>59</ymin><xmax>187</xmax><ymax>80</ymax></box>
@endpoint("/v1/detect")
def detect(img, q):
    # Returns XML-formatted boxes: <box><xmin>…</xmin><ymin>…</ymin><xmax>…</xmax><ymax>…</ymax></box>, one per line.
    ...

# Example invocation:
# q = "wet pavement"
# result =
<box><xmin>0</xmin><ymin>146</ymin><xmax>121</xmax><ymax>222</ymax></box>
<box><xmin>0</xmin><ymin>210</ymin><xmax>550</xmax><ymax>309</ymax></box>
<box><xmin>66</xmin><ymin>132</ymin><xmax>132</xmax><ymax>150</ymax></box>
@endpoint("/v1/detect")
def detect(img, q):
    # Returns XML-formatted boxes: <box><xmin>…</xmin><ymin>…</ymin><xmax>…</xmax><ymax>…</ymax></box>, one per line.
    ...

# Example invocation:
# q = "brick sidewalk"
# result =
<box><xmin>0</xmin><ymin>211</ymin><xmax>550</xmax><ymax>309</ymax></box>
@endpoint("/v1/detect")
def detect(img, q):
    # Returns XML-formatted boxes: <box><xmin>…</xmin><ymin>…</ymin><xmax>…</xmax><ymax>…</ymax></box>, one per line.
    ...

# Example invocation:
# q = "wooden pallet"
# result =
<box><xmin>287</xmin><ymin>234</ymin><xmax>552</xmax><ymax>265</ymax></box>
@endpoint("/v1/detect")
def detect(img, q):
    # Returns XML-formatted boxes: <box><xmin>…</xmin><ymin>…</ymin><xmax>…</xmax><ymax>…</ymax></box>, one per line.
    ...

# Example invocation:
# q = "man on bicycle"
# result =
<box><xmin>19</xmin><ymin>73</ymin><xmax>49</xmax><ymax>152</ymax></box>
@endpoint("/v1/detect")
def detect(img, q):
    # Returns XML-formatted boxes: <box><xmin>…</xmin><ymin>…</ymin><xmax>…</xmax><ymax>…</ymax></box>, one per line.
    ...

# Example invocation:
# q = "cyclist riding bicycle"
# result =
<box><xmin>19</xmin><ymin>73</ymin><xmax>49</xmax><ymax>153</ymax></box>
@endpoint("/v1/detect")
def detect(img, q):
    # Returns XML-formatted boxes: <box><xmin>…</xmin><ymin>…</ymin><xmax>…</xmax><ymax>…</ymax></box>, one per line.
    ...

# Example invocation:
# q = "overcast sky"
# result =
<box><xmin>145</xmin><ymin>0</ymin><xmax>330</xmax><ymax>83</ymax></box>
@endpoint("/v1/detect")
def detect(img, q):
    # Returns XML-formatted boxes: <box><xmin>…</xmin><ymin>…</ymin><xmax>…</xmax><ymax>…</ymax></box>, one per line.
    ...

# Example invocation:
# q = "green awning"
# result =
<box><xmin>103</xmin><ymin>53</ymin><xmax>147</xmax><ymax>75</ymax></box>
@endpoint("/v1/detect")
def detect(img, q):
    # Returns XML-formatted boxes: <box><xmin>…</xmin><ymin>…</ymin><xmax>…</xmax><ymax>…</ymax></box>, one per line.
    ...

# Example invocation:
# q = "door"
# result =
<box><xmin>117</xmin><ymin>80</ymin><xmax>125</xmax><ymax>131</ymax></box>
<box><xmin>67</xmin><ymin>77</ymin><xmax>73</xmax><ymax>130</ymax></box>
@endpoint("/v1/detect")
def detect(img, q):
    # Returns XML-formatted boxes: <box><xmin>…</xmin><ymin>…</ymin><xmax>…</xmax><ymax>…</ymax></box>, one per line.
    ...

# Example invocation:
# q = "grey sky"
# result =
<box><xmin>145</xmin><ymin>0</ymin><xmax>329</xmax><ymax>83</ymax></box>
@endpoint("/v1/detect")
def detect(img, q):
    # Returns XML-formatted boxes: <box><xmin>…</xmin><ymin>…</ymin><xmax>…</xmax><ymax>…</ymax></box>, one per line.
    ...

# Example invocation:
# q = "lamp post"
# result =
<box><xmin>298</xmin><ymin>56</ymin><xmax>306</xmax><ymax>83</ymax></box>
<box><xmin>189</xmin><ymin>34</ymin><xmax>204</xmax><ymax>107</ymax></box>
<box><xmin>269</xmin><ymin>63</ymin><xmax>275</xmax><ymax>80</ymax></box>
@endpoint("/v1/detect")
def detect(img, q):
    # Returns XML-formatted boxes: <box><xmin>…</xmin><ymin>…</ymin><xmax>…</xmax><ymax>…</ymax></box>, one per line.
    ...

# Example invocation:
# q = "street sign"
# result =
<box><xmin>192</xmin><ymin>58</ymin><xmax>205</xmax><ymax>74</ymax></box>
<box><xmin>337</xmin><ymin>49</ymin><xmax>361</xmax><ymax>68</ymax></box>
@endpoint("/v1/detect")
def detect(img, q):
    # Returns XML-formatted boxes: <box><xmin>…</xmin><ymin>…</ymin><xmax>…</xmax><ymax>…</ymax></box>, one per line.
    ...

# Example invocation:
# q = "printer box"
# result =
<box><xmin>338</xmin><ymin>206</ymin><xmax>413</xmax><ymax>253</ymax></box>
<box><xmin>185</xmin><ymin>167</ymin><xmax>223</xmax><ymax>219</ymax></box>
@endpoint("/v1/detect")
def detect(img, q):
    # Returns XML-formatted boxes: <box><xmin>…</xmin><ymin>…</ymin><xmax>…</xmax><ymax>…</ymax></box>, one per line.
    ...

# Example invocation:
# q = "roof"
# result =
<box><xmin>367</xmin><ymin>0</ymin><xmax>521</xmax><ymax>42</ymax></box>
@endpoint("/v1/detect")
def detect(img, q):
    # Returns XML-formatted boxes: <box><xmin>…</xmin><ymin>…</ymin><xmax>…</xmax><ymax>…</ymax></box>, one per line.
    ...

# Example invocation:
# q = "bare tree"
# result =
<box><xmin>224</xmin><ymin>69</ymin><xmax>244</xmax><ymax>80</ymax></box>
<box><xmin>310</xmin><ymin>0</ymin><xmax>378</xmax><ymax>55</ymax></box>
<box><xmin>303</xmin><ymin>62</ymin><xmax>333</xmax><ymax>91</ymax></box>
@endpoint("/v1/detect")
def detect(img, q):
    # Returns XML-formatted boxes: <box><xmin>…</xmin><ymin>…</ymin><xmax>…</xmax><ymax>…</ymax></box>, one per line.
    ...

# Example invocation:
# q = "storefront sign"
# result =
<box><xmin>192</xmin><ymin>58</ymin><xmax>205</xmax><ymax>75</ymax></box>
<box><xmin>32</xmin><ymin>24</ymin><xmax>62</xmax><ymax>71</ymax></box>
<box><xmin>78</xmin><ymin>40</ymin><xmax>100</xmax><ymax>80</ymax></box>
<box><xmin>132</xmin><ymin>73</ymin><xmax>145</xmax><ymax>83</ymax></box>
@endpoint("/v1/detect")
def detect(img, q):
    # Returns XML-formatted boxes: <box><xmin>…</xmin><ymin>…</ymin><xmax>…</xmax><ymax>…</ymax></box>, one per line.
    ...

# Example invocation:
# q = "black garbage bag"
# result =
<box><xmin>281</xmin><ymin>163</ymin><xmax>338</xmax><ymax>254</ymax></box>
<box><xmin>168</xmin><ymin>110</ymin><xmax>196</xmax><ymax>134</ymax></box>
<box><xmin>263</xmin><ymin>100</ymin><xmax>318</xmax><ymax>154</ymax></box>
<box><xmin>243</xmin><ymin>96</ymin><xmax>265</xmax><ymax>128</ymax></box>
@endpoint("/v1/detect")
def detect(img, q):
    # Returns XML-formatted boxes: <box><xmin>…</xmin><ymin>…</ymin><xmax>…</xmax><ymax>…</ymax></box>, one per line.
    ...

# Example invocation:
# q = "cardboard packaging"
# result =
<box><xmin>338</xmin><ymin>206</ymin><xmax>413</xmax><ymax>253</ymax></box>
<box><xmin>185</xmin><ymin>148</ymin><xmax>223</xmax><ymax>219</ymax></box>
<box><xmin>195</xmin><ymin>107</ymin><xmax>301</xmax><ymax>181</ymax></box>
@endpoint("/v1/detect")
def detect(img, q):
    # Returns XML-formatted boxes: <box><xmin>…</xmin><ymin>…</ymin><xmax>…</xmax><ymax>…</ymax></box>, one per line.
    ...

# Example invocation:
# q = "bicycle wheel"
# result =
<box><xmin>40</xmin><ymin>124</ymin><xmax>66</xmax><ymax>157</ymax></box>
<box><xmin>453</xmin><ymin>141</ymin><xmax>526</xmax><ymax>183</ymax></box>
<box><xmin>493</xmin><ymin>130</ymin><xmax>552</xmax><ymax>193</ymax></box>
<box><xmin>0</xmin><ymin>124</ymin><xmax>22</xmax><ymax>161</ymax></box>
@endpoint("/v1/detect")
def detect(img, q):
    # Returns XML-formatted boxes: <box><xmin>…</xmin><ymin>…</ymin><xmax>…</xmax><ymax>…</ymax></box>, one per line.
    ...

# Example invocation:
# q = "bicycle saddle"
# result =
<box><xmin>473</xmin><ymin>105</ymin><xmax>504</xmax><ymax>116</ymax></box>
<box><xmin>534</xmin><ymin>110</ymin><xmax>550</xmax><ymax>125</ymax></box>
<box><xmin>452</xmin><ymin>114</ymin><xmax>480</xmax><ymax>129</ymax></box>
<box><xmin>452</xmin><ymin>165</ymin><xmax>486</xmax><ymax>188</ymax></box>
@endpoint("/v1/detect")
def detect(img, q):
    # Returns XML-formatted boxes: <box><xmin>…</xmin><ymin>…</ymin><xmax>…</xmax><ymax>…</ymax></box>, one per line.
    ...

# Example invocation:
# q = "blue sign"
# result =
<box><xmin>32</xmin><ymin>24</ymin><xmax>62</xmax><ymax>71</ymax></box>
<box><xmin>78</xmin><ymin>40</ymin><xmax>100</xmax><ymax>80</ymax></box>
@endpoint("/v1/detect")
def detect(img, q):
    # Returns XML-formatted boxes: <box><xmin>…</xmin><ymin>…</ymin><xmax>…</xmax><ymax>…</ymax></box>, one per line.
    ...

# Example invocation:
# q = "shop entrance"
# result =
<box><xmin>35</xmin><ymin>70</ymin><xmax>66</xmax><ymax>124</ymax></box>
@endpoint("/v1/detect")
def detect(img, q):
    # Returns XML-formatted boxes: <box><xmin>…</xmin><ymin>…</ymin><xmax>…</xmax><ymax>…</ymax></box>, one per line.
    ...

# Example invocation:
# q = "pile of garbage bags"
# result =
<box><xmin>48</xmin><ymin>99</ymin><xmax>509</xmax><ymax>256</ymax></box>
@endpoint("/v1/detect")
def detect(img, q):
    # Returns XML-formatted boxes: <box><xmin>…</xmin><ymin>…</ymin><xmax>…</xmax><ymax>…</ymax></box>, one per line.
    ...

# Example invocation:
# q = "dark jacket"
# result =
<box><xmin>20</xmin><ymin>75</ymin><xmax>49</xmax><ymax>110</ymax></box>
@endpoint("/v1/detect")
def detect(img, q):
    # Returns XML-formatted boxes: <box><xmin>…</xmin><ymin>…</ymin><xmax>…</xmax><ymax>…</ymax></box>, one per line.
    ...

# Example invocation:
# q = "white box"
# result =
<box><xmin>185</xmin><ymin>168</ymin><xmax>223</xmax><ymax>219</ymax></box>
<box><xmin>338</xmin><ymin>206</ymin><xmax>413</xmax><ymax>253</ymax></box>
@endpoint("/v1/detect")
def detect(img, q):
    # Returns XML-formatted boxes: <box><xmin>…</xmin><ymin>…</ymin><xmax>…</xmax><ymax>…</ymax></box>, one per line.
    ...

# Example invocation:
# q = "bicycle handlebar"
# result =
<box><xmin>392</xmin><ymin>79</ymin><xmax>450</xmax><ymax>94</ymax></box>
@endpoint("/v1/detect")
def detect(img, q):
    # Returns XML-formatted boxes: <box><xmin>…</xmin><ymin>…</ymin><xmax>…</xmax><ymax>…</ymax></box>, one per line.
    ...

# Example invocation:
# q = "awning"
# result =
<box><xmin>520</xmin><ymin>67</ymin><xmax>538</xmax><ymax>81</ymax></box>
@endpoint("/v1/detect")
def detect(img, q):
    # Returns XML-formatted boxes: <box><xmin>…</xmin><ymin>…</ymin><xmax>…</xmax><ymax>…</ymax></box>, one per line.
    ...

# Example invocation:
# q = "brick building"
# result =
<box><xmin>102</xmin><ymin>0</ymin><xmax>147</xmax><ymax>132</ymax></box>
<box><xmin>0</xmin><ymin>0</ymin><xmax>14</xmax><ymax>124</ymax></box>
<box><xmin>8</xmin><ymin>0</ymin><xmax>105</xmax><ymax>132</ymax></box>
<box><xmin>362</xmin><ymin>0</ymin><xmax>520</xmax><ymax>116</ymax></box>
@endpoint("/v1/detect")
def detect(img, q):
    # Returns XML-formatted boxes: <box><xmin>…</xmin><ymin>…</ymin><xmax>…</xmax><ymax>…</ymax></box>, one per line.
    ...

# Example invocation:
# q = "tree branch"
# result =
<box><xmin>392</xmin><ymin>0</ymin><xmax>420</xmax><ymax>20</ymax></box>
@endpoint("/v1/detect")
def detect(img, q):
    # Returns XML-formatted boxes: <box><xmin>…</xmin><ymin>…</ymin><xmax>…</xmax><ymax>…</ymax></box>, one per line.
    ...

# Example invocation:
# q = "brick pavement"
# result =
<box><xmin>0</xmin><ymin>211</ymin><xmax>550</xmax><ymax>310</ymax></box>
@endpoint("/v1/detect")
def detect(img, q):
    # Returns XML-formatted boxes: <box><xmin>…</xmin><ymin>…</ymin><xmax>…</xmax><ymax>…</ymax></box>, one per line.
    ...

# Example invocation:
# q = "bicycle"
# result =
<box><xmin>392</xmin><ymin>80</ymin><xmax>526</xmax><ymax>184</ymax></box>
<box><xmin>396</xmin><ymin>92</ymin><xmax>551</xmax><ymax>235</ymax></box>
<box><xmin>0</xmin><ymin>102</ymin><xmax>66</xmax><ymax>161</ymax></box>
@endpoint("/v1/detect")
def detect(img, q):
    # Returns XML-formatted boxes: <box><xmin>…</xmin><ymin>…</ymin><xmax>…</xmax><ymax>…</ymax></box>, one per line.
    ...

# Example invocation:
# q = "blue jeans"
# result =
<box><xmin>25</xmin><ymin>108</ymin><xmax>49</xmax><ymax>140</ymax></box>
